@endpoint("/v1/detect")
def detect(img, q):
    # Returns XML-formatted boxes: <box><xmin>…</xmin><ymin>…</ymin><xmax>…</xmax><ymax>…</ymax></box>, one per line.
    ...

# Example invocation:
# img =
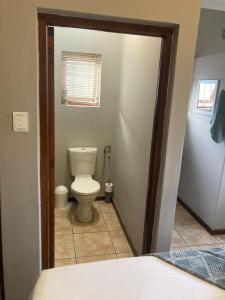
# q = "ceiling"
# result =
<box><xmin>202</xmin><ymin>0</ymin><xmax>225</xmax><ymax>11</ymax></box>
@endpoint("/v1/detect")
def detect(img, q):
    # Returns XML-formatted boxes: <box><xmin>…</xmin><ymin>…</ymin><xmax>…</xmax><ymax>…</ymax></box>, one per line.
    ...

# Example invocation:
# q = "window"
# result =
<box><xmin>196</xmin><ymin>79</ymin><xmax>219</xmax><ymax>116</ymax></box>
<box><xmin>61</xmin><ymin>51</ymin><xmax>102</xmax><ymax>107</ymax></box>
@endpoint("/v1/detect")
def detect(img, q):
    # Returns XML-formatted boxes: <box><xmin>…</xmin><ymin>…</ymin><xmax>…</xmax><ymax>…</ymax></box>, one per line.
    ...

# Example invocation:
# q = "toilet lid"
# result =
<box><xmin>71</xmin><ymin>177</ymin><xmax>100</xmax><ymax>195</ymax></box>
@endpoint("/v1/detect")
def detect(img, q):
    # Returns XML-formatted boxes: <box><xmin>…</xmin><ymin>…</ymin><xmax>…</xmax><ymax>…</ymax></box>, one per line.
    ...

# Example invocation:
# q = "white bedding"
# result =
<box><xmin>32</xmin><ymin>256</ymin><xmax>225</xmax><ymax>300</ymax></box>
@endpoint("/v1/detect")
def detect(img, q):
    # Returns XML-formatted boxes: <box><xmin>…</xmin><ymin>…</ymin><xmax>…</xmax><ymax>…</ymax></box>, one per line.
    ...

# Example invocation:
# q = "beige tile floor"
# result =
<box><xmin>54</xmin><ymin>201</ymin><xmax>134</xmax><ymax>267</ymax></box>
<box><xmin>170</xmin><ymin>202</ymin><xmax>225</xmax><ymax>251</ymax></box>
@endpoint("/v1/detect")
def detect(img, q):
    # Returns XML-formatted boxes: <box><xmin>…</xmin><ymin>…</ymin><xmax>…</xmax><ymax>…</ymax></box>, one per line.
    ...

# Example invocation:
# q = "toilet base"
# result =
<box><xmin>76</xmin><ymin>202</ymin><xmax>94</xmax><ymax>223</ymax></box>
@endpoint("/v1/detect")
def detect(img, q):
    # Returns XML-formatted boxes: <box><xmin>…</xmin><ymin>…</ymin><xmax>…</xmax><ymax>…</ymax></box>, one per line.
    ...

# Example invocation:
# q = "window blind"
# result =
<box><xmin>61</xmin><ymin>51</ymin><xmax>102</xmax><ymax>107</ymax></box>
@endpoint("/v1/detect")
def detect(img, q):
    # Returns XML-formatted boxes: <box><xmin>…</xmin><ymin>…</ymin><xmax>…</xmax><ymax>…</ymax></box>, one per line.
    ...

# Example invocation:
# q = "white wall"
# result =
<box><xmin>54</xmin><ymin>28</ymin><xmax>123</xmax><ymax>195</ymax></box>
<box><xmin>112</xmin><ymin>35</ymin><xmax>161</xmax><ymax>254</ymax></box>
<box><xmin>0</xmin><ymin>0</ymin><xmax>200</xmax><ymax>299</ymax></box>
<box><xmin>196</xmin><ymin>9</ymin><xmax>225</xmax><ymax>57</ymax></box>
<box><xmin>179</xmin><ymin>53</ymin><xmax>225</xmax><ymax>229</ymax></box>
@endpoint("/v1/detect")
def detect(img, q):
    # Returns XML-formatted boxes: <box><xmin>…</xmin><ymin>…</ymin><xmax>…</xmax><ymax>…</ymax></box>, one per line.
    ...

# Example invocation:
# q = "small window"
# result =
<box><xmin>61</xmin><ymin>51</ymin><xmax>102</xmax><ymax>107</ymax></box>
<box><xmin>196</xmin><ymin>79</ymin><xmax>219</xmax><ymax>116</ymax></box>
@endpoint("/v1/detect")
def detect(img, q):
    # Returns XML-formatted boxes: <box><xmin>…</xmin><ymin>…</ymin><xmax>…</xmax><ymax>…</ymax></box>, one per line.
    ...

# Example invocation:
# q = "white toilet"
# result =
<box><xmin>68</xmin><ymin>147</ymin><xmax>100</xmax><ymax>222</ymax></box>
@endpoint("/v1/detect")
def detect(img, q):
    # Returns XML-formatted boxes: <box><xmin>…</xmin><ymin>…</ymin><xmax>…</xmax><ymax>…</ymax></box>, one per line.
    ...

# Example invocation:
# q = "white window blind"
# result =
<box><xmin>61</xmin><ymin>51</ymin><xmax>102</xmax><ymax>107</ymax></box>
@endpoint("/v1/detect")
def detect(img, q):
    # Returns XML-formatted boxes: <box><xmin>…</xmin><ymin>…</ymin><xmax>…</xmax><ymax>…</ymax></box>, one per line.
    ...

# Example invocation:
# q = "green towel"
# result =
<box><xmin>210</xmin><ymin>89</ymin><xmax>225</xmax><ymax>143</ymax></box>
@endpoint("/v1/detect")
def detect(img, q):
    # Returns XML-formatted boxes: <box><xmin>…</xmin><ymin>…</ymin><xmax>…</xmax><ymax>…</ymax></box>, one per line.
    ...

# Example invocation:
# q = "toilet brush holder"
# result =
<box><xmin>105</xmin><ymin>182</ymin><xmax>114</xmax><ymax>203</ymax></box>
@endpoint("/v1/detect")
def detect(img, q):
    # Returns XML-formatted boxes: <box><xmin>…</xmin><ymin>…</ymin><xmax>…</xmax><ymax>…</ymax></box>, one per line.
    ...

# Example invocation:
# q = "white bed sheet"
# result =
<box><xmin>32</xmin><ymin>256</ymin><xmax>225</xmax><ymax>300</ymax></box>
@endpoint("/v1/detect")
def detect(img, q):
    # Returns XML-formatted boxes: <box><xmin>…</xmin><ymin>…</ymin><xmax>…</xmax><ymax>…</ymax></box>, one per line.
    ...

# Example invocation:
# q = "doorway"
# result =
<box><xmin>38</xmin><ymin>13</ymin><xmax>174</xmax><ymax>269</ymax></box>
<box><xmin>170</xmin><ymin>8</ymin><xmax>225</xmax><ymax>253</ymax></box>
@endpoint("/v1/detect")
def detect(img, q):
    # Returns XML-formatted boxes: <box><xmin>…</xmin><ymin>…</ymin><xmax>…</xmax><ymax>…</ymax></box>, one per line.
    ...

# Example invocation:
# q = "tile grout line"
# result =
<box><xmin>190</xmin><ymin>243</ymin><xmax>224</xmax><ymax>250</ymax></box>
<box><xmin>170</xmin><ymin>229</ymin><xmax>189</xmax><ymax>250</ymax></box>
<box><xmin>174</xmin><ymin>205</ymin><xmax>206</xmax><ymax>247</ymax></box>
<box><xmin>101</xmin><ymin>206</ymin><xmax>118</xmax><ymax>256</ymax></box>
<box><xmin>174</xmin><ymin>227</ymin><xmax>223</xmax><ymax>248</ymax></box>
<box><xmin>101</xmin><ymin>204</ymin><xmax>132</xmax><ymax>256</ymax></box>
<box><xmin>70</xmin><ymin>205</ymin><xmax>77</xmax><ymax>262</ymax></box>
<box><xmin>187</xmin><ymin>242</ymin><xmax>223</xmax><ymax>247</ymax></box>
<box><xmin>102</xmin><ymin>204</ymin><xmax>129</xmax><ymax>257</ymax></box>
<box><xmin>174</xmin><ymin>229</ymin><xmax>190</xmax><ymax>247</ymax></box>
<box><xmin>76</xmin><ymin>253</ymin><xmax>117</xmax><ymax>260</ymax></box>
<box><xmin>175</xmin><ymin>222</ymin><xmax>221</xmax><ymax>247</ymax></box>
<box><xmin>101</xmin><ymin>209</ymin><xmax>116</xmax><ymax>232</ymax></box>
<box><xmin>74</xmin><ymin>204</ymin><xmax>116</xmax><ymax>258</ymax></box>
<box><xmin>73</xmin><ymin>230</ymin><xmax>107</xmax><ymax>234</ymax></box>
<box><xmin>173</xmin><ymin>205</ymin><xmax>225</xmax><ymax>251</ymax></box>
<box><xmin>72</xmin><ymin>233</ymin><xmax>77</xmax><ymax>263</ymax></box>
<box><xmin>55</xmin><ymin>202</ymin><xmax>133</xmax><ymax>264</ymax></box>
<box><xmin>107</xmin><ymin>230</ymin><xmax>118</xmax><ymax>256</ymax></box>
<box><xmin>54</xmin><ymin>234</ymin><xmax>76</xmax><ymax>262</ymax></box>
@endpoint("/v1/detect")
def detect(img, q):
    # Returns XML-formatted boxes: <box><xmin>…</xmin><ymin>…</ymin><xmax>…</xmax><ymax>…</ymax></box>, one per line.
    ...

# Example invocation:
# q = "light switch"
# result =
<box><xmin>13</xmin><ymin>112</ymin><xmax>29</xmax><ymax>132</ymax></box>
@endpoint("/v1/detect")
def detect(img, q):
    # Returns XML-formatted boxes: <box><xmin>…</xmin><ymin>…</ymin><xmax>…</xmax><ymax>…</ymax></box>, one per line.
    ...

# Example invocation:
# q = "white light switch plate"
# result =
<box><xmin>13</xmin><ymin>112</ymin><xmax>29</xmax><ymax>132</ymax></box>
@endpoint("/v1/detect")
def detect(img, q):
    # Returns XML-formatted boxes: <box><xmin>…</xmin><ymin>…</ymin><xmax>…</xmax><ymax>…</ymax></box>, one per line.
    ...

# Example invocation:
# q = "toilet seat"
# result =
<box><xmin>71</xmin><ymin>176</ymin><xmax>100</xmax><ymax>195</ymax></box>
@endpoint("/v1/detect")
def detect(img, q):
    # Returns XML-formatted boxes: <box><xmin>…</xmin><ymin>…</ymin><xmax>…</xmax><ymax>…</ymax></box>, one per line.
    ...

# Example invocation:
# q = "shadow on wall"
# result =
<box><xmin>111</xmin><ymin>35</ymin><xmax>162</xmax><ymax>254</ymax></box>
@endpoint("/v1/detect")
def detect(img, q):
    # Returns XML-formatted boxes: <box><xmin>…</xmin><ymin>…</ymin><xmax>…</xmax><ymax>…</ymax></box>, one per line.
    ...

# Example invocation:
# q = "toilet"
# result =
<box><xmin>68</xmin><ymin>147</ymin><xmax>100</xmax><ymax>222</ymax></box>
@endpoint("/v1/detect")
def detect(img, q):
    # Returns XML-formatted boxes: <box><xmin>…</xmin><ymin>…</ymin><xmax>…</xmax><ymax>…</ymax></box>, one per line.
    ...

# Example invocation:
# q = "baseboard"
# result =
<box><xmin>112</xmin><ymin>201</ymin><xmax>138</xmax><ymax>256</ymax></box>
<box><xmin>177</xmin><ymin>197</ymin><xmax>225</xmax><ymax>235</ymax></box>
<box><xmin>96</xmin><ymin>196</ymin><xmax>105</xmax><ymax>201</ymax></box>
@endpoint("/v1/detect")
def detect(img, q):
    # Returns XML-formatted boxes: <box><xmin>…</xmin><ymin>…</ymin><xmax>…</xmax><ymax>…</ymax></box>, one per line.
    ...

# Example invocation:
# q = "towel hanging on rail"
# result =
<box><xmin>210</xmin><ymin>89</ymin><xmax>225</xmax><ymax>144</ymax></box>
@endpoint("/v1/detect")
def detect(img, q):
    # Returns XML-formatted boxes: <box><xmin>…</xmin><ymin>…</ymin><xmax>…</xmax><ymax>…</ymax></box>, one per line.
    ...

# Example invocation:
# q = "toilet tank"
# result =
<box><xmin>68</xmin><ymin>147</ymin><xmax>97</xmax><ymax>176</ymax></box>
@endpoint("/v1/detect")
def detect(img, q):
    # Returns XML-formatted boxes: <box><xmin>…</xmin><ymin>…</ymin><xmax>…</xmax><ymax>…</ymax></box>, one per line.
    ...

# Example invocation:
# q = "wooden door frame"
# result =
<box><xmin>38</xmin><ymin>12</ymin><xmax>175</xmax><ymax>269</ymax></box>
<box><xmin>0</xmin><ymin>192</ymin><xmax>5</xmax><ymax>299</ymax></box>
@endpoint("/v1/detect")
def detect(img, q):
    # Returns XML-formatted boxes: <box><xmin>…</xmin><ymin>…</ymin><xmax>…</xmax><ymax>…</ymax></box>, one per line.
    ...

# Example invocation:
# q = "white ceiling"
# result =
<box><xmin>202</xmin><ymin>0</ymin><xmax>225</xmax><ymax>11</ymax></box>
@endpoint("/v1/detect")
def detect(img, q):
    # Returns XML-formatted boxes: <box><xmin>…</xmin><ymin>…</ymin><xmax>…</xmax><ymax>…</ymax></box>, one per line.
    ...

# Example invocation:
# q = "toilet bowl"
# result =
<box><xmin>71</xmin><ymin>175</ymin><xmax>100</xmax><ymax>222</ymax></box>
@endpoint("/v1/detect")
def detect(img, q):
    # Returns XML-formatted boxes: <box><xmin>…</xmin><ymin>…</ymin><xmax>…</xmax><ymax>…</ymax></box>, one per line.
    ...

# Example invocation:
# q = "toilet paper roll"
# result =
<box><xmin>105</xmin><ymin>182</ymin><xmax>113</xmax><ymax>193</ymax></box>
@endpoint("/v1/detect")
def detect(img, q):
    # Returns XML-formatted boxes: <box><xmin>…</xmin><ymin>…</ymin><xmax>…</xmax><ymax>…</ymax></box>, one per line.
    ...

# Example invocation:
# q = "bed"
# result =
<box><xmin>31</xmin><ymin>255</ymin><xmax>225</xmax><ymax>300</ymax></box>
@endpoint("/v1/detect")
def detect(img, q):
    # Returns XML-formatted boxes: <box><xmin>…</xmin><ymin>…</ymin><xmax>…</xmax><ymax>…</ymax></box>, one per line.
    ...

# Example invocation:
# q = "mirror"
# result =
<box><xmin>196</xmin><ymin>80</ymin><xmax>219</xmax><ymax>116</ymax></box>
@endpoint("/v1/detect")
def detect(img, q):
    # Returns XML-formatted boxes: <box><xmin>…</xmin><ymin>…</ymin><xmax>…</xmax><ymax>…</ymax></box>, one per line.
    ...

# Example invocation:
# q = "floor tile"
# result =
<box><xmin>77</xmin><ymin>254</ymin><xmax>117</xmax><ymax>264</ymax></box>
<box><xmin>55</xmin><ymin>206</ymin><xmax>71</xmax><ymax>217</ymax></box>
<box><xmin>103</xmin><ymin>213</ymin><xmax>122</xmax><ymax>231</ymax></box>
<box><xmin>117</xmin><ymin>252</ymin><xmax>134</xmax><ymax>258</ymax></box>
<box><xmin>74</xmin><ymin>232</ymin><xmax>115</xmax><ymax>257</ymax></box>
<box><xmin>55</xmin><ymin>234</ymin><xmax>75</xmax><ymax>259</ymax></box>
<box><xmin>72</xmin><ymin>213</ymin><xmax>107</xmax><ymax>234</ymax></box>
<box><xmin>100</xmin><ymin>202</ymin><xmax>115</xmax><ymax>214</ymax></box>
<box><xmin>70</xmin><ymin>202</ymin><xmax>77</xmax><ymax>214</ymax></box>
<box><xmin>170</xmin><ymin>230</ymin><xmax>188</xmax><ymax>248</ymax></box>
<box><xmin>175</xmin><ymin>224</ymin><xmax>218</xmax><ymax>246</ymax></box>
<box><xmin>176</xmin><ymin>202</ymin><xmax>182</xmax><ymax>209</ymax></box>
<box><xmin>92</xmin><ymin>201</ymin><xmax>103</xmax><ymax>216</ymax></box>
<box><xmin>109</xmin><ymin>230</ymin><xmax>132</xmax><ymax>253</ymax></box>
<box><xmin>170</xmin><ymin>246</ymin><xmax>191</xmax><ymax>252</ymax></box>
<box><xmin>55</xmin><ymin>216</ymin><xmax>73</xmax><ymax>235</ymax></box>
<box><xmin>214</xmin><ymin>235</ymin><xmax>225</xmax><ymax>243</ymax></box>
<box><xmin>191</xmin><ymin>244</ymin><xmax>224</xmax><ymax>250</ymax></box>
<box><xmin>54</xmin><ymin>258</ymin><xmax>76</xmax><ymax>267</ymax></box>
<box><xmin>174</xmin><ymin>205</ymin><xmax>197</xmax><ymax>227</ymax></box>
